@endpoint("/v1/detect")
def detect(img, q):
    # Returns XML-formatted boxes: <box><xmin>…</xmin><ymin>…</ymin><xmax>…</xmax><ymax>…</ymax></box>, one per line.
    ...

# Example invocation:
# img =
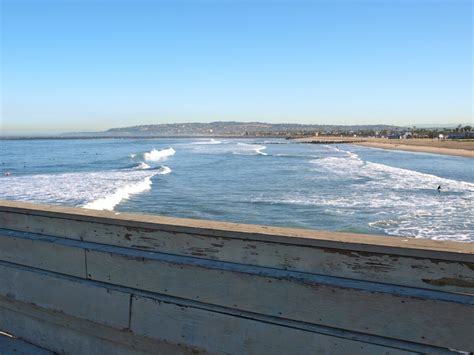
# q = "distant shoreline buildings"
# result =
<box><xmin>1</xmin><ymin>122</ymin><xmax>472</xmax><ymax>140</ymax></box>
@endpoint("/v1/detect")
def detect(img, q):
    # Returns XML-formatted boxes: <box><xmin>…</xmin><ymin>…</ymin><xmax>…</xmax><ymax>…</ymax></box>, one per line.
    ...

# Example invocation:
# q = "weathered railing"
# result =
<box><xmin>0</xmin><ymin>200</ymin><xmax>472</xmax><ymax>354</ymax></box>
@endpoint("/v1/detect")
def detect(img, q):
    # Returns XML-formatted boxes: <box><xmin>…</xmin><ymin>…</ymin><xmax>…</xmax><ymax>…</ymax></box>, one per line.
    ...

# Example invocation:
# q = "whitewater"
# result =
<box><xmin>0</xmin><ymin>138</ymin><xmax>472</xmax><ymax>241</ymax></box>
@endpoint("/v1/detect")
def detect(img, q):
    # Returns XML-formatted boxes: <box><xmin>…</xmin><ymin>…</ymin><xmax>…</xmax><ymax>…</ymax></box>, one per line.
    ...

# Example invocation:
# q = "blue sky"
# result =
<box><xmin>1</xmin><ymin>0</ymin><xmax>472</xmax><ymax>134</ymax></box>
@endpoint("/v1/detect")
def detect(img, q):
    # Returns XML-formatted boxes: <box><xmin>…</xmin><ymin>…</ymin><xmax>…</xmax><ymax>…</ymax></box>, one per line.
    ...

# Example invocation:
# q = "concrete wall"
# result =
<box><xmin>0</xmin><ymin>200</ymin><xmax>472</xmax><ymax>354</ymax></box>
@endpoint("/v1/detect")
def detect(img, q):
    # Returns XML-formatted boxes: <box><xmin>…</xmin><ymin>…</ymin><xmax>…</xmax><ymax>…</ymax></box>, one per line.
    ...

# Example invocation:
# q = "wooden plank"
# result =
<box><xmin>1</xmin><ymin>215</ymin><xmax>473</xmax><ymax>294</ymax></box>
<box><xmin>0</xmin><ymin>332</ymin><xmax>54</xmax><ymax>355</ymax></box>
<box><xmin>0</xmin><ymin>262</ymin><xmax>130</xmax><ymax>329</ymax></box>
<box><xmin>79</xmin><ymin>225</ymin><xmax>474</xmax><ymax>294</ymax></box>
<box><xmin>87</xmin><ymin>249</ymin><xmax>474</xmax><ymax>351</ymax></box>
<box><xmin>0</xmin><ymin>230</ymin><xmax>85</xmax><ymax>278</ymax></box>
<box><xmin>130</xmin><ymin>294</ymin><xmax>419</xmax><ymax>355</ymax></box>
<box><xmin>1</xmin><ymin>200</ymin><xmax>472</xmax><ymax>259</ymax></box>
<box><xmin>0</xmin><ymin>296</ymin><xmax>193</xmax><ymax>355</ymax></box>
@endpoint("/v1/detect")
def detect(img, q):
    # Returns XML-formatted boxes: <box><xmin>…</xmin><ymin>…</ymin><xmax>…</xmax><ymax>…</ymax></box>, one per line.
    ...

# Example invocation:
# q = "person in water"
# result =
<box><xmin>437</xmin><ymin>185</ymin><xmax>441</xmax><ymax>192</ymax></box>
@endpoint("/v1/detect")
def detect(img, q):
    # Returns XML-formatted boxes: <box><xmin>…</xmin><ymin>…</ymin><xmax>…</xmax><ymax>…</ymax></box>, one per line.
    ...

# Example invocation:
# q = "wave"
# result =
<box><xmin>235</xmin><ymin>143</ymin><xmax>267</xmax><ymax>156</ymax></box>
<box><xmin>143</xmin><ymin>147</ymin><xmax>175</xmax><ymax>162</ymax></box>
<box><xmin>256</xmin><ymin>146</ymin><xmax>267</xmax><ymax>156</ymax></box>
<box><xmin>188</xmin><ymin>141</ymin><xmax>268</xmax><ymax>156</ymax></box>
<box><xmin>275</xmin><ymin>153</ymin><xmax>320</xmax><ymax>159</ymax></box>
<box><xmin>262</xmin><ymin>140</ymin><xmax>289</xmax><ymax>144</ymax></box>
<box><xmin>157</xmin><ymin>165</ymin><xmax>172</xmax><ymax>175</ymax></box>
<box><xmin>83</xmin><ymin>175</ymin><xmax>154</xmax><ymax>211</ymax></box>
<box><xmin>311</xmin><ymin>150</ymin><xmax>474</xmax><ymax>192</ymax></box>
<box><xmin>133</xmin><ymin>162</ymin><xmax>151</xmax><ymax>170</ymax></box>
<box><xmin>0</xmin><ymin>165</ymin><xmax>173</xmax><ymax>211</ymax></box>
<box><xmin>191</xmin><ymin>139</ymin><xmax>222</xmax><ymax>145</ymax></box>
<box><xmin>325</xmin><ymin>145</ymin><xmax>360</xmax><ymax>159</ymax></box>
<box><xmin>256</xmin><ymin>145</ymin><xmax>474</xmax><ymax>241</ymax></box>
<box><xmin>84</xmin><ymin>165</ymin><xmax>172</xmax><ymax>210</ymax></box>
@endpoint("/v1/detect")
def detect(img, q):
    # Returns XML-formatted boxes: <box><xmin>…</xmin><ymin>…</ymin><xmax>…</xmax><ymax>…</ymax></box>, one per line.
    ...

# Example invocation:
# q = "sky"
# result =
<box><xmin>0</xmin><ymin>0</ymin><xmax>472</xmax><ymax>134</ymax></box>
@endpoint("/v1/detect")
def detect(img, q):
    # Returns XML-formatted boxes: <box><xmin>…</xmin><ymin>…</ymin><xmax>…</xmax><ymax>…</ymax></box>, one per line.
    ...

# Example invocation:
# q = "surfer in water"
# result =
<box><xmin>437</xmin><ymin>185</ymin><xmax>441</xmax><ymax>192</ymax></box>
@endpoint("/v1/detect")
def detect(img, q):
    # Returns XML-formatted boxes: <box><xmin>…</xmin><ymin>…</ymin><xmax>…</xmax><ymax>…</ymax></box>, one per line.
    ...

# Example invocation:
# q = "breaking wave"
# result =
<box><xmin>0</xmin><ymin>165</ymin><xmax>172</xmax><ymax>211</ymax></box>
<box><xmin>143</xmin><ymin>147</ymin><xmax>176</xmax><ymax>162</ymax></box>
<box><xmin>254</xmin><ymin>146</ymin><xmax>473</xmax><ymax>241</ymax></box>
<box><xmin>134</xmin><ymin>162</ymin><xmax>151</xmax><ymax>170</ymax></box>
<box><xmin>83</xmin><ymin>175</ymin><xmax>154</xmax><ymax>211</ymax></box>
<box><xmin>235</xmin><ymin>143</ymin><xmax>267</xmax><ymax>156</ymax></box>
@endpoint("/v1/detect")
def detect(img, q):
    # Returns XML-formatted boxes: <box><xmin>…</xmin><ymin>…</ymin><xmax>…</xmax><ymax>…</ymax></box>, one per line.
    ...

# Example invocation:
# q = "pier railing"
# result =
<box><xmin>0</xmin><ymin>200</ymin><xmax>472</xmax><ymax>354</ymax></box>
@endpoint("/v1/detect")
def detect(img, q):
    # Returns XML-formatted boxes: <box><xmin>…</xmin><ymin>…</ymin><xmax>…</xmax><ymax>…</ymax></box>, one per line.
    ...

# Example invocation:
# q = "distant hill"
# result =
<box><xmin>62</xmin><ymin>121</ymin><xmax>404</xmax><ymax>137</ymax></box>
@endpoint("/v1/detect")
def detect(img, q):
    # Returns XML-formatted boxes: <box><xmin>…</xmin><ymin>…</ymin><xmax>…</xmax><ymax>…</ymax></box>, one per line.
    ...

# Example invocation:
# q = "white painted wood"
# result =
<box><xmin>0</xmin><ymin>333</ymin><xmax>54</xmax><ymax>355</ymax></box>
<box><xmin>0</xmin><ymin>200</ymin><xmax>472</xmax><ymax>353</ymax></box>
<box><xmin>0</xmin><ymin>232</ymin><xmax>85</xmax><ymax>277</ymax></box>
<box><xmin>87</xmin><ymin>249</ymin><xmax>474</xmax><ymax>351</ymax></box>
<box><xmin>0</xmin><ymin>263</ymin><xmax>130</xmax><ymax>329</ymax></box>
<box><xmin>130</xmin><ymin>294</ymin><xmax>417</xmax><ymax>355</ymax></box>
<box><xmin>1</xmin><ymin>212</ymin><xmax>472</xmax><ymax>294</ymax></box>
<box><xmin>0</xmin><ymin>296</ymin><xmax>199</xmax><ymax>355</ymax></box>
<box><xmin>1</xmin><ymin>200</ymin><xmax>472</xmax><ymax>260</ymax></box>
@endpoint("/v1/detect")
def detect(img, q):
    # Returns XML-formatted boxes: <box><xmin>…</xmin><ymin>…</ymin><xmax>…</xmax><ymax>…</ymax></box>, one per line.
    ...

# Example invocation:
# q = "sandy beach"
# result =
<box><xmin>296</xmin><ymin>137</ymin><xmax>474</xmax><ymax>158</ymax></box>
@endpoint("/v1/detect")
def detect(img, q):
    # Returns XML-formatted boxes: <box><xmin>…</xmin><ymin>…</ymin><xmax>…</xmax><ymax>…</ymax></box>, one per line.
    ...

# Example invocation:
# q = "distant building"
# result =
<box><xmin>387</xmin><ymin>134</ymin><xmax>400</xmax><ymax>139</ymax></box>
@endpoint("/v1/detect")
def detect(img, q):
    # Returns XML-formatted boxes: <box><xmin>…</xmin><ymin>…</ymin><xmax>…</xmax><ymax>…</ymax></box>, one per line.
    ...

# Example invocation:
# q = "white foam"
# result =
<box><xmin>346</xmin><ymin>151</ymin><xmax>359</xmax><ymax>159</ymax></box>
<box><xmin>235</xmin><ymin>143</ymin><xmax>267</xmax><ymax>156</ymax></box>
<box><xmin>191</xmin><ymin>139</ymin><xmax>222</xmax><ymax>145</ymax></box>
<box><xmin>83</xmin><ymin>175</ymin><xmax>154</xmax><ymax>210</ymax></box>
<box><xmin>263</xmin><ymin>140</ymin><xmax>289</xmax><ymax>144</ymax></box>
<box><xmin>277</xmin><ymin>146</ymin><xmax>474</xmax><ymax>241</ymax></box>
<box><xmin>143</xmin><ymin>147</ymin><xmax>176</xmax><ymax>162</ymax></box>
<box><xmin>255</xmin><ymin>146</ymin><xmax>268</xmax><ymax>156</ymax></box>
<box><xmin>0</xmin><ymin>166</ymin><xmax>172</xmax><ymax>211</ymax></box>
<box><xmin>159</xmin><ymin>165</ymin><xmax>172</xmax><ymax>175</ymax></box>
<box><xmin>311</xmin><ymin>148</ymin><xmax>474</xmax><ymax>192</ymax></box>
<box><xmin>135</xmin><ymin>162</ymin><xmax>151</xmax><ymax>170</ymax></box>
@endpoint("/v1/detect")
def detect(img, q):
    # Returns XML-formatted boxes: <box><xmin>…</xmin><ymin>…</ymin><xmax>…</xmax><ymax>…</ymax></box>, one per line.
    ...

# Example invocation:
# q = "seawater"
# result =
<box><xmin>1</xmin><ymin>138</ymin><xmax>472</xmax><ymax>242</ymax></box>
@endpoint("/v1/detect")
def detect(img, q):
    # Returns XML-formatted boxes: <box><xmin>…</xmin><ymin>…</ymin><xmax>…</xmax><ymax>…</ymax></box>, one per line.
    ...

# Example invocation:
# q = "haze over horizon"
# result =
<box><xmin>1</xmin><ymin>0</ymin><xmax>472</xmax><ymax>135</ymax></box>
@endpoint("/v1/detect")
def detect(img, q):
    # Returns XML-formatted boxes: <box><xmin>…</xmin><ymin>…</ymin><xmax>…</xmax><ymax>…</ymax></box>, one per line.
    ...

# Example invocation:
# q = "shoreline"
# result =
<box><xmin>353</xmin><ymin>141</ymin><xmax>474</xmax><ymax>158</ymax></box>
<box><xmin>295</xmin><ymin>136</ymin><xmax>474</xmax><ymax>159</ymax></box>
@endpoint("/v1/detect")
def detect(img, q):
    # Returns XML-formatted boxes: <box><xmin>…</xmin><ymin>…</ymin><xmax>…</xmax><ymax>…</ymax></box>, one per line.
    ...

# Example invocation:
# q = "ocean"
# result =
<box><xmin>1</xmin><ymin>138</ymin><xmax>472</xmax><ymax>242</ymax></box>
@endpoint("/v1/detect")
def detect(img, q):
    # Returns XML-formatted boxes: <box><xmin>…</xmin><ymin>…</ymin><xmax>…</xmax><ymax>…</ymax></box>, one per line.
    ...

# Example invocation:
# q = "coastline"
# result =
<box><xmin>295</xmin><ymin>136</ymin><xmax>474</xmax><ymax>158</ymax></box>
<box><xmin>354</xmin><ymin>141</ymin><xmax>474</xmax><ymax>158</ymax></box>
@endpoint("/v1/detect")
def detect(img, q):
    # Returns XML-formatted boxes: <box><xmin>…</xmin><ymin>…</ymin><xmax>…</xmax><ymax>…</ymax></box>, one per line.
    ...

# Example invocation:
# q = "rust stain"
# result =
<box><xmin>422</xmin><ymin>277</ymin><xmax>474</xmax><ymax>288</ymax></box>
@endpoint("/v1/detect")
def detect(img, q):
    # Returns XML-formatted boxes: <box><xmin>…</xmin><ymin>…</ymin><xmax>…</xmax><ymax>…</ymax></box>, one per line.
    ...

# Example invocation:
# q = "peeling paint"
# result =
<box><xmin>422</xmin><ymin>277</ymin><xmax>474</xmax><ymax>288</ymax></box>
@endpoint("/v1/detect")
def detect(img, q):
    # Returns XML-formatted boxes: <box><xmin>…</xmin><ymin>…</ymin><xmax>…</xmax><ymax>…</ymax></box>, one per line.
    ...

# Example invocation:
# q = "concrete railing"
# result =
<box><xmin>0</xmin><ymin>200</ymin><xmax>472</xmax><ymax>354</ymax></box>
